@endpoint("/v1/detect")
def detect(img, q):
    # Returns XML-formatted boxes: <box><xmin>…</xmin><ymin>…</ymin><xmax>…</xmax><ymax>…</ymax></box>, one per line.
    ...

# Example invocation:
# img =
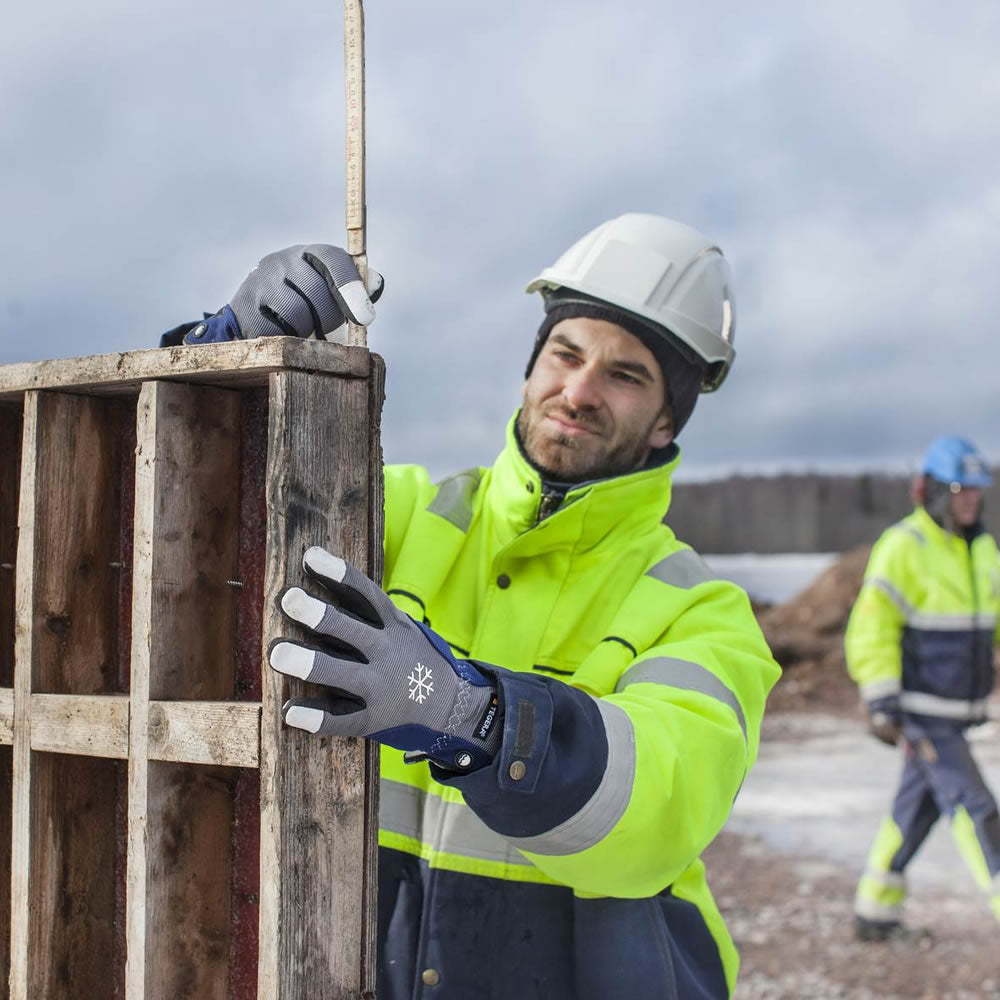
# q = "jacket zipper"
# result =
<box><xmin>536</xmin><ymin>487</ymin><xmax>564</xmax><ymax>523</ymax></box>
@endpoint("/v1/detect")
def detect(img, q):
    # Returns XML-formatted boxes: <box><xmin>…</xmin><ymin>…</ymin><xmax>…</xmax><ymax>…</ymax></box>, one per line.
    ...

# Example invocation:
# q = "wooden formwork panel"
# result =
<box><xmin>0</xmin><ymin>340</ymin><xmax>382</xmax><ymax>999</ymax></box>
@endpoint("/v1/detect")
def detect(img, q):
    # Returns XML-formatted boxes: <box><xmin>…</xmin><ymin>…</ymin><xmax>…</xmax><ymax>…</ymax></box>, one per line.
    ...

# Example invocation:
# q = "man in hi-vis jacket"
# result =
<box><xmin>847</xmin><ymin>435</ymin><xmax>1000</xmax><ymax>941</ymax></box>
<box><xmin>167</xmin><ymin>214</ymin><xmax>780</xmax><ymax>999</ymax></box>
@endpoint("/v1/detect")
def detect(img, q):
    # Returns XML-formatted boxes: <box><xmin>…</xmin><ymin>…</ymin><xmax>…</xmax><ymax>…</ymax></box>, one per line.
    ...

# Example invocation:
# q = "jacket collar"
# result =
<box><xmin>912</xmin><ymin>505</ymin><xmax>947</xmax><ymax>542</ymax></box>
<box><xmin>483</xmin><ymin>413</ymin><xmax>680</xmax><ymax>551</ymax></box>
<box><xmin>912</xmin><ymin>505</ymin><xmax>985</xmax><ymax>547</ymax></box>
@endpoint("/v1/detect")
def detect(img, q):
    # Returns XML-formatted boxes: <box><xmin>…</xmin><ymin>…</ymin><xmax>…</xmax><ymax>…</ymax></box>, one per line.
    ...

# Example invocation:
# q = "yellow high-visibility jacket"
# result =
<box><xmin>846</xmin><ymin>506</ymin><xmax>1000</xmax><ymax>719</ymax></box>
<box><xmin>375</xmin><ymin>416</ymin><xmax>780</xmax><ymax>1000</ymax></box>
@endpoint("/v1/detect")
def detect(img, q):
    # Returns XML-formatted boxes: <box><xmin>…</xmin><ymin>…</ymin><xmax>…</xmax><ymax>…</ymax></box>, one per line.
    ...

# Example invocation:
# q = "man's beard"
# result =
<box><xmin>516</xmin><ymin>403</ymin><xmax>659</xmax><ymax>484</ymax></box>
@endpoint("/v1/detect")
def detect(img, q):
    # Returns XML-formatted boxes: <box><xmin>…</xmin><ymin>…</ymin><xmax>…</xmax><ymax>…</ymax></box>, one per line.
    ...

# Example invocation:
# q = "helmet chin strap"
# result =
<box><xmin>922</xmin><ymin>476</ymin><xmax>985</xmax><ymax>537</ymax></box>
<box><xmin>922</xmin><ymin>477</ymin><xmax>951</xmax><ymax>526</ymax></box>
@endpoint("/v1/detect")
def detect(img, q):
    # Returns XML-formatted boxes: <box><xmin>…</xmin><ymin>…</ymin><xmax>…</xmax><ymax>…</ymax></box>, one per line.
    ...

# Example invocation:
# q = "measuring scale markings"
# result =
<box><xmin>344</xmin><ymin>0</ymin><xmax>366</xmax><ymax>246</ymax></box>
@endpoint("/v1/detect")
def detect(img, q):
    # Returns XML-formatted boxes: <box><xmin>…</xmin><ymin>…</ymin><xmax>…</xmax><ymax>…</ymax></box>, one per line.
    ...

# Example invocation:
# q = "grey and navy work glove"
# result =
<box><xmin>269</xmin><ymin>546</ymin><xmax>503</xmax><ymax>773</ymax></box>
<box><xmin>866</xmin><ymin>694</ymin><xmax>902</xmax><ymax>747</ymax></box>
<box><xmin>160</xmin><ymin>244</ymin><xmax>383</xmax><ymax>347</ymax></box>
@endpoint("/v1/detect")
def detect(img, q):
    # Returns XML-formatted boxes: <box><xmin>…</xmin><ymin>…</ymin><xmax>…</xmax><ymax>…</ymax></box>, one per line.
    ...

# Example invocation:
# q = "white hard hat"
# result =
<box><xmin>525</xmin><ymin>213</ymin><xmax>736</xmax><ymax>391</ymax></box>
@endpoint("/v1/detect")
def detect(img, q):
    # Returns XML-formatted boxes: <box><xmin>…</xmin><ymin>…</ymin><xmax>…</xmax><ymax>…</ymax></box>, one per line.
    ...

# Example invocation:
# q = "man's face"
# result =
<box><xmin>949</xmin><ymin>486</ymin><xmax>983</xmax><ymax>528</ymax></box>
<box><xmin>517</xmin><ymin>316</ymin><xmax>674</xmax><ymax>483</ymax></box>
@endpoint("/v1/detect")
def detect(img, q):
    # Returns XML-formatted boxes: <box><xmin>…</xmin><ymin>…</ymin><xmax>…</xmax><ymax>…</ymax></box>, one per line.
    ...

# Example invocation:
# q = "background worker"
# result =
<box><xmin>168</xmin><ymin>213</ymin><xmax>780</xmax><ymax>999</ymax></box>
<box><xmin>846</xmin><ymin>435</ymin><xmax>1000</xmax><ymax>941</ymax></box>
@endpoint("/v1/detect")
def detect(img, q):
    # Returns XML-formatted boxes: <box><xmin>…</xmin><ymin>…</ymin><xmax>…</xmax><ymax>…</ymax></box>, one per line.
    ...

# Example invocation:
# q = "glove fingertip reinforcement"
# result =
<box><xmin>283</xmin><ymin>702</ymin><xmax>325</xmax><ymax>734</ymax></box>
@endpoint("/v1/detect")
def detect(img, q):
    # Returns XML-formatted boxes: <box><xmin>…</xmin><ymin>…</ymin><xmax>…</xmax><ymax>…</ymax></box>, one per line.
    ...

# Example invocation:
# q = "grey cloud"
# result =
<box><xmin>3</xmin><ymin>0</ymin><xmax>1000</xmax><ymax>481</ymax></box>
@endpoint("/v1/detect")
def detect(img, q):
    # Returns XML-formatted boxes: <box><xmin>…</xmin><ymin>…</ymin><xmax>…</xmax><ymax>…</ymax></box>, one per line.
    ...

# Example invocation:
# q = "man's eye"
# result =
<box><xmin>613</xmin><ymin>371</ymin><xmax>641</xmax><ymax>385</ymax></box>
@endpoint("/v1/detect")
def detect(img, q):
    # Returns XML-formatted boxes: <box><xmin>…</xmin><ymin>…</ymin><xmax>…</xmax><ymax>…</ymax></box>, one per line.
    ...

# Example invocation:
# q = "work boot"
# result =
<box><xmin>853</xmin><ymin>915</ymin><xmax>933</xmax><ymax>947</ymax></box>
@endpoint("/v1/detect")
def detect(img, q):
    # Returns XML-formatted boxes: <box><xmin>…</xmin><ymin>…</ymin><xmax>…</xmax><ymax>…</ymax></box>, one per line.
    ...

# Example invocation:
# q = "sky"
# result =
<box><xmin>3</xmin><ymin>0</ymin><xmax>1000</xmax><ymax>481</ymax></box>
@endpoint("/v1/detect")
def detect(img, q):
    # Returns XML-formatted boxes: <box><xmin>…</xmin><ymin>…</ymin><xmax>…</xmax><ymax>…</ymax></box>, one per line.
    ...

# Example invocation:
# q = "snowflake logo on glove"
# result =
<box><xmin>270</xmin><ymin>546</ymin><xmax>501</xmax><ymax>772</ymax></box>
<box><xmin>408</xmin><ymin>663</ymin><xmax>434</xmax><ymax>703</ymax></box>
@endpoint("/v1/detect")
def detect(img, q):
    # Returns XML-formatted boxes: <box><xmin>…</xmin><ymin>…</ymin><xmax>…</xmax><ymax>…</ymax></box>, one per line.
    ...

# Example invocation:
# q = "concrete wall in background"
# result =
<box><xmin>668</xmin><ymin>473</ymin><xmax>1000</xmax><ymax>554</ymax></box>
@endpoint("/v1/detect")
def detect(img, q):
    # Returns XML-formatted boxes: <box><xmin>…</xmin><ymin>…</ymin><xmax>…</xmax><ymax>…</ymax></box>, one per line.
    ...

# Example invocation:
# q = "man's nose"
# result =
<box><xmin>562</xmin><ymin>365</ymin><xmax>602</xmax><ymax>410</ymax></box>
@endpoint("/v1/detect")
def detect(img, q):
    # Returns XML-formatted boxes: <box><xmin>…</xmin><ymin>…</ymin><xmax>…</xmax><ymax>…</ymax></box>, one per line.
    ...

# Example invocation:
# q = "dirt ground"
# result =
<box><xmin>704</xmin><ymin>818</ymin><xmax>999</xmax><ymax>1000</ymax></box>
<box><xmin>700</xmin><ymin>550</ymin><xmax>1000</xmax><ymax>999</ymax></box>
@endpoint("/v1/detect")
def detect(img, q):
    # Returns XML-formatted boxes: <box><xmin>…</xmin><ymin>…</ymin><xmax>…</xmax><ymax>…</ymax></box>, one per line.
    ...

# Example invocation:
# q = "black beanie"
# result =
<box><xmin>524</xmin><ymin>294</ymin><xmax>705</xmax><ymax>435</ymax></box>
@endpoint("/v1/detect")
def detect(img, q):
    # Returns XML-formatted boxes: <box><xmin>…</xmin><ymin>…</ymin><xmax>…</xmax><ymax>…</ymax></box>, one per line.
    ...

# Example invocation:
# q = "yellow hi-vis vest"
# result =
<box><xmin>377</xmin><ymin>416</ymin><xmax>780</xmax><ymax>997</ymax></box>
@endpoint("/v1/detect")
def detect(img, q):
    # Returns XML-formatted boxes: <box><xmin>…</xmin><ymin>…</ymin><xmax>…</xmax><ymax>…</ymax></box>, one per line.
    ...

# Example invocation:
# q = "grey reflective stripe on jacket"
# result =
<box><xmin>899</xmin><ymin>691</ymin><xmax>991</xmax><ymax>720</ymax></box>
<box><xmin>861</xmin><ymin>677</ymin><xmax>902</xmax><ymax>701</ymax></box>
<box><xmin>645</xmin><ymin>549</ymin><xmax>715</xmax><ymax>589</ymax></box>
<box><xmin>866</xmin><ymin>576</ymin><xmax>915</xmax><ymax>617</ymax></box>
<box><xmin>909</xmin><ymin>612</ymin><xmax>998</xmax><ymax>631</ymax></box>
<box><xmin>379</xmin><ymin>779</ymin><xmax>535</xmax><ymax>867</ymax></box>
<box><xmin>898</xmin><ymin>524</ymin><xmax>926</xmax><ymax>546</ymax></box>
<box><xmin>507</xmin><ymin>699</ymin><xmax>636</xmax><ymax>857</ymax></box>
<box><xmin>616</xmin><ymin>656</ymin><xmax>748</xmax><ymax>745</ymax></box>
<box><xmin>867</xmin><ymin>577</ymin><xmax>997</xmax><ymax>632</ymax></box>
<box><xmin>427</xmin><ymin>469</ymin><xmax>483</xmax><ymax>532</ymax></box>
<box><xmin>379</xmin><ymin>699</ymin><xmax>637</xmax><ymax>863</ymax></box>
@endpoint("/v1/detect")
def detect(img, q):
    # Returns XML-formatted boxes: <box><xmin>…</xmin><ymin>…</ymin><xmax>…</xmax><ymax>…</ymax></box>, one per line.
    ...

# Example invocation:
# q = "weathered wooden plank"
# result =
<box><xmin>126</xmin><ymin>380</ymin><xmax>244</xmax><ymax>999</ymax></box>
<box><xmin>28</xmin><ymin>754</ymin><xmax>124</xmax><ymax>999</ymax></box>
<box><xmin>8</xmin><ymin>393</ymin><xmax>40</xmax><ymax>1000</ymax></box>
<box><xmin>0</xmin><ymin>688</ymin><xmax>12</xmax><ymax>745</ymax></box>
<box><xmin>258</xmin><ymin>369</ymin><xmax>379</xmax><ymax>999</ymax></box>
<box><xmin>11</xmin><ymin>391</ymin><xmax>130</xmax><ymax>999</ymax></box>
<box><xmin>0</xmin><ymin>405</ymin><xmax>21</xmax><ymax>998</ymax></box>
<box><xmin>124</xmin><ymin>381</ymin><xmax>154</xmax><ymax>999</ymax></box>
<box><xmin>23</xmin><ymin>392</ymin><xmax>133</xmax><ymax>696</ymax></box>
<box><xmin>361</xmin><ymin>356</ymin><xmax>385</xmax><ymax>997</ymax></box>
<box><xmin>229</xmin><ymin>767</ymin><xmax>261</xmax><ymax>1000</ymax></box>
<box><xmin>233</xmin><ymin>388</ymin><xmax>268</xmax><ymax>703</ymax></box>
<box><xmin>143</xmin><ymin>382</ymin><xmax>242</xmax><ymax>701</ymax></box>
<box><xmin>0</xmin><ymin>745</ymin><xmax>10</xmax><ymax>1000</ymax></box>
<box><xmin>230</xmin><ymin>390</ymin><xmax>267</xmax><ymax>1000</ymax></box>
<box><xmin>29</xmin><ymin>693</ymin><xmax>129</xmax><ymax>758</ymax></box>
<box><xmin>147</xmin><ymin>701</ymin><xmax>260</xmax><ymax>767</ymax></box>
<box><xmin>0</xmin><ymin>405</ymin><xmax>22</xmax><ymax>691</ymax></box>
<box><xmin>145</xmin><ymin>762</ymin><xmax>236</xmax><ymax>1000</ymax></box>
<box><xmin>0</xmin><ymin>338</ymin><xmax>370</xmax><ymax>401</ymax></box>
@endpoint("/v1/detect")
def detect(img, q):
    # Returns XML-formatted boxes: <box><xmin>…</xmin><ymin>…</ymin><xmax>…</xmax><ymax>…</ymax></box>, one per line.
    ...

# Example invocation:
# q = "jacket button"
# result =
<box><xmin>422</xmin><ymin>969</ymin><xmax>440</xmax><ymax>986</ymax></box>
<box><xmin>509</xmin><ymin>760</ymin><xmax>526</xmax><ymax>781</ymax></box>
<box><xmin>497</xmin><ymin>574</ymin><xmax>511</xmax><ymax>589</ymax></box>
<box><xmin>526</xmin><ymin>481</ymin><xmax>535</xmax><ymax>493</ymax></box>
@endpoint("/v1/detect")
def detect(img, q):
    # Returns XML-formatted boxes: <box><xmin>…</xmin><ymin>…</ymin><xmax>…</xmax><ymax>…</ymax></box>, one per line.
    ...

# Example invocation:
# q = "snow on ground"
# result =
<box><xmin>703</xmin><ymin>553</ymin><xmax>840</xmax><ymax>605</ymax></box>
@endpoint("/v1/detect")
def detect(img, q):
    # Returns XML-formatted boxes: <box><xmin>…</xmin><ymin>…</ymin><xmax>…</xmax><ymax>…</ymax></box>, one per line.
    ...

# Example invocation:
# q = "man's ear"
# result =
<box><xmin>911</xmin><ymin>475</ymin><xmax>927</xmax><ymax>506</ymax></box>
<box><xmin>647</xmin><ymin>408</ymin><xmax>674</xmax><ymax>450</ymax></box>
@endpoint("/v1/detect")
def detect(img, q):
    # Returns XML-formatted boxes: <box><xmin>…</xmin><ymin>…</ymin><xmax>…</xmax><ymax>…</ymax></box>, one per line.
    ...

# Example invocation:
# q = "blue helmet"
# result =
<box><xmin>920</xmin><ymin>436</ymin><xmax>993</xmax><ymax>488</ymax></box>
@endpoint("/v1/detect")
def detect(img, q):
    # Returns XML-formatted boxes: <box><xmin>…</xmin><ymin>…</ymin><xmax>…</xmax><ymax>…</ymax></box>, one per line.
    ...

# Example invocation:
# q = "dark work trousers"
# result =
<box><xmin>889</xmin><ymin>717</ymin><xmax>1000</xmax><ymax>896</ymax></box>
